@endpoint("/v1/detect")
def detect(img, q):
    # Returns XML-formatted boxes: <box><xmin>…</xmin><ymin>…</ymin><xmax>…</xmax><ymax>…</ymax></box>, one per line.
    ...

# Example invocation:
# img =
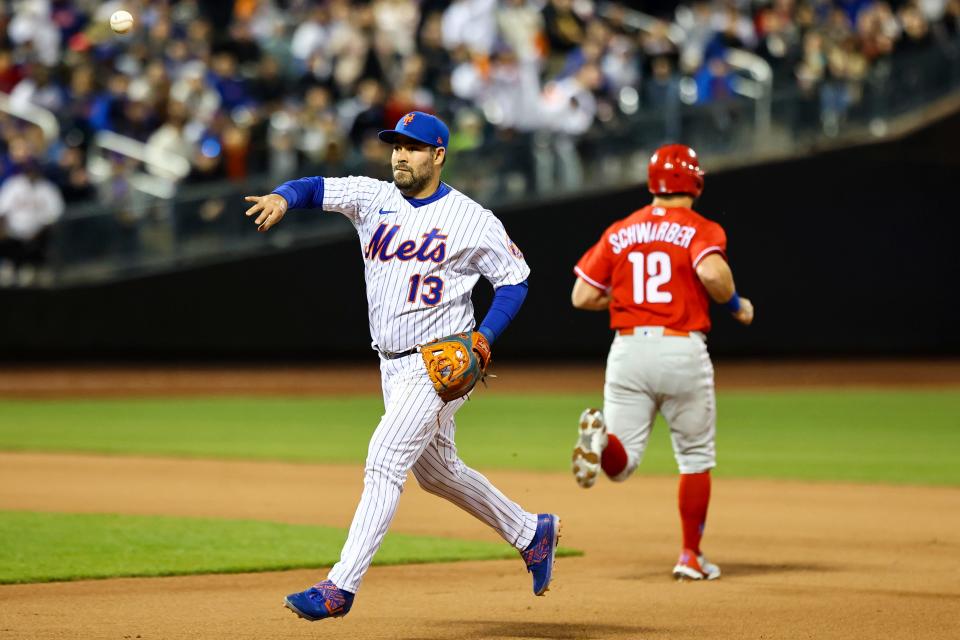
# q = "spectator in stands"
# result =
<box><xmin>417</xmin><ymin>12</ymin><xmax>454</xmax><ymax>95</ymax></box>
<box><xmin>537</xmin><ymin>62</ymin><xmax>602</xmax><ymax>192</ymax></box>
<box><xmin>442</xmin><ymin>0</ymin><xmax>498</xmax><ymax>55</ymax></box>
<box><xmin>8</xmin><ymin>0</ymin><xmax>61</xmax><ymax>66</ymax></box>
<box><xmin>543</xmin><ymin>0</ymin><xmax>587</xmax><ymax>63</ymax></box>
<box><xmin>145</xmin><ymin>100</ymin><xmax>193</xmax><ymax>165</ymax></box>
<box><xmin>560</xmin><ymin>19</ymin><xmax>611</xmax><ymax>79</ymax></box>
<box><xmin>819</xmin><ymin>35</ymin><xmax>868</xmax><ymax>135</ymax></box>
<box><xmin>675</xmin><ymin>0</ymin><xmax>714</xmax><ymax>64</ymax></box>
<box><xmin>603</xmin><ymin>33</ymin><xmax>642</xmax><ymax>94</ymax></box>
<box><xmin>694</xmin><ymin>55</ymin><xmax>737</xmax><ymax>103</ymax></box>
<box><xmin>249</xmin><ymin>55</ymin><xmax>287</xmax><ymax>111</ymax></box>
<box><xmin>857</xmin><ymin>2</ymin><xmax>898</xmax><ymax>63</ymax></box>
<box><xmin>796</xmin><ymin>30</ymin><xmax>827</xmax><ymax>93</ymax></box>
<box><xmin>644</xmin><ymin>56</ymin><xmax>682</xmax><ymax>141</ymax></box>
<box><xmin>384</xmin><ymin>55</ymin><xmax>436</xmax><ymax>125</ymax></box>
<box><xmin>707</xmin><ymin>4</ymin><xmax>758</xmax><ymax>54</ymax></box>
<box><xmin>51</xmin><ymin>146</ymin><xmax>95</xmax><ymax>203</ymax></box>
<box><xmin>374</xmin><ymin>0</ymin><xmax>420</xmax><ymax>58</ymax></box>
<box><xmin>168</xmin><ymin>62</ymin><xmax>221</xmax><ymax>127</ymax></box>
<box><xmin>88</xmin><ymin>72</ymin><xmax>131</xmax><ymax>133</ymax></box>
<box><xmin>755</xmin><ymin>0</ymin><xmax>804</xmax><ymax>81</ymax></box>
<box><xmin>329</xmin><ymin>11</ymin><xmax>381</xmax><ymax>98</ymax></box>
<box><xmin>61</xmin><ymin>63</ymin><xmax>98</xmax><ymax>146</ymax></box>
<box><xmin>9</xmin><ymin>64</ymin><xmax>65</xmax><ymax>113</ymax></box>
<box><xmin>291</xmin><ymin>5</ymin><xmax>331</xmax><ymax>66</ymax></box>
<box><xmin>344</xmin><ymin>79</ymin><xmax>387</xmax><ymax>147</ymax></box>
<box><xmin>936</xmin><ymin>0</ymin><xmax>960</xmax><ymax>59</ymax></box>
<box><xmin>0</xmin><ymin>133</ymin><xmax>38</xmax><ymax>182</ymax></box>
<box><xmin>640</xmin><ymin>19</ymin><xmax>678</xmax><ymax>58</ymax></box>
<box><xmin>498</xmin><ymin>0</ymin><xmax>546</xmax><ymax>61</ymax></box>
<box><xmin>209</xmin><ymin>52</ymin><xmax>252</xmax><ymax>112</ymax></box>
<box><xmin>185</xmin><ymin>17</ymin><xmax>214</xmax><ymax>62</ymax></box>
<box><xmin>943</xmin><ymin>0</ymin><xmax>960</xmax><ymax>34</ymax></box>
<box><xmin>219</xmin><ymin>19</ymin><xmax>262</xmax><ymax>68</ymax></box>
<box><xmin>0</xmin><ymin>159</ymin><xmax>64</xmax><ymax>286</ymax></box>
<box><xmin>297</xmin><ymin>86</ymin><xmax>345</xmax><ymax>167</ymax></box>
<box><xmin>898</xmin><ymin>4</ymin><xmax>935</xmax><ymax>54</ymax></box>
<box><xmin>116</xmin><ymin>88</ymin><xmax>159</xmax><ymax>142</ymax></box>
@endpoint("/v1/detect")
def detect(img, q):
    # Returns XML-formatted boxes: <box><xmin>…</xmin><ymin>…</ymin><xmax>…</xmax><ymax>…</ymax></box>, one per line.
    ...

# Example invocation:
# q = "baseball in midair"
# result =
<box><xmin>110</xmin><ymin>10</ymin><xmax>134</xmax><ymax>34</ymax></box>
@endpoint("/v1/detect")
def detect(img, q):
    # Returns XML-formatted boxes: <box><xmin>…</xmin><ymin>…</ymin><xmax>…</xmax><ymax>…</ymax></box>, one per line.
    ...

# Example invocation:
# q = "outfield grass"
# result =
<box><xmin>0</xmin><ymin>391</ymin><xmax>958</xmax><ymax>485</ymax></box>
<box><xmin>0</xmin><ymin>511</ymin><xmax>579</xmax><ymax>584</ymax></box>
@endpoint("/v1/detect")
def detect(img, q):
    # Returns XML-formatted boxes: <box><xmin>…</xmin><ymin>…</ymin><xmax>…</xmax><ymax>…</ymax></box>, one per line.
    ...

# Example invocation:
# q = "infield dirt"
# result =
<box><xmin>1</xmin><ymin>361</ymin><xmax>958</xmax><ymax>640</ymax></box>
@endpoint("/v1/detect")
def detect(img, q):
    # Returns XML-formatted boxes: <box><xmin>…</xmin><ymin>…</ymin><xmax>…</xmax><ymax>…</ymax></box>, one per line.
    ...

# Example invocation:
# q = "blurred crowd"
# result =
<box><xmin>0</xmin><ymin>0</ymin><xmax>957</xmax><ymax>284</ymax></box>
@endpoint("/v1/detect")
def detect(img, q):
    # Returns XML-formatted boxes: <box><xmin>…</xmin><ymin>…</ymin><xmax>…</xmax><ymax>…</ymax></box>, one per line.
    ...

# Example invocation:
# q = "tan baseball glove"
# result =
<box><xmin>420</xmin><ymin>331</ymin><xmax>492</xmax><ymax>402</ymax></box>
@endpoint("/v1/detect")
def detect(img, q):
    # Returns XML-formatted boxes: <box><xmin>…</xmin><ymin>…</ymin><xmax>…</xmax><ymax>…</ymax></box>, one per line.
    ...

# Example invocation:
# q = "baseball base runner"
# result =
<box><xmin>570</xmin><ymin>143</ymin><xmax>754</xmax><ymax>581</ymax></box>
<box><xmin>243</xmin><ymin>111</ymin><xmax>559</xmax><ymax>622</ymax></box>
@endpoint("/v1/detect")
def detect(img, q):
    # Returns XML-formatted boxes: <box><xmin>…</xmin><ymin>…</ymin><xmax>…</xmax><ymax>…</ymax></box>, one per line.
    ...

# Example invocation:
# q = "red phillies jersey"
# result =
<box><xmin>575</xmin><ymin>205</ymin><xmax>727</xmax><ymax>333</ymax></box>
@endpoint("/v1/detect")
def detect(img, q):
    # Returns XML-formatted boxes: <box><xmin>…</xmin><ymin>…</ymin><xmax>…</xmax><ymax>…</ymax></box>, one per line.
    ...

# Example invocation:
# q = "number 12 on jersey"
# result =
<box><xmin>408</xmin><ymin>274</ymin><xmax>444</xmax><ymax>306</ymax></box>
<box><xmin>628</xmin><ymin>251</ymin><xmax>672</xmax><ymax>303</ymax></box>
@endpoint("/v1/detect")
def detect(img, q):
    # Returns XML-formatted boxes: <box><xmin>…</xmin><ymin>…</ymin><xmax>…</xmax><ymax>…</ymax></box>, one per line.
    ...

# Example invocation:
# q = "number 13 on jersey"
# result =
<box><xmin>628</xmin><ymin>251</ymin><xmax>672</xmax><ymax>303</ymax></box>
<box><xmin>408</xmin><ymin>274</ymin><xmax>444</xmax><ymax>306</ymax></box>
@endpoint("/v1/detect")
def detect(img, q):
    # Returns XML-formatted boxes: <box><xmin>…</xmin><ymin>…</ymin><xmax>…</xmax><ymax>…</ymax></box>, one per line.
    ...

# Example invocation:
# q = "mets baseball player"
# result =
<box><xmin>243</xmin><ymin>111</ymin><xmax>559</xmax><ymax>621</ymax></box>
<box><xmin>569</xmin><ymin>144</ymin><xmax>753</xmax><ymax>581</ymax></box>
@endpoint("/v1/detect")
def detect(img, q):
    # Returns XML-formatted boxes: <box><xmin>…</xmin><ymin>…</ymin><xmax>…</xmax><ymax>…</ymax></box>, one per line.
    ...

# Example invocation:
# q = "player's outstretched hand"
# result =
<box><xmin>733</xmin><ymin>296</ymin><xmax>754</xmax><ymax>325</ymax></box>
<box><xmin>244</xmin><ymin>193</ymin><xmax>288</xmax><ymax>232</ymax></box>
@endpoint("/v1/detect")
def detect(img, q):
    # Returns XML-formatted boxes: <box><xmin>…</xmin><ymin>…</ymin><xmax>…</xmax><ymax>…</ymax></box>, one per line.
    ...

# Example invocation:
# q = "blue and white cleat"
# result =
<box><xmin>284</xmin><ymin>580</ymin><xmax>355</xmax><ymax>621</ymax></box>
<box><xmin>521</xmin><ymin>513</ymin><xmax>561</xmax><ymax>596</ymax></box>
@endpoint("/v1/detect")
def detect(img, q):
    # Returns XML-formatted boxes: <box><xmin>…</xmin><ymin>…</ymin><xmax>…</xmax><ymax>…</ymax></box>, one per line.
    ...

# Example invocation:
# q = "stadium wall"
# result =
<box><xmin>1</xmin><ymin>110</ymin><xmax>958</xmax><ymax>361</ymax></box>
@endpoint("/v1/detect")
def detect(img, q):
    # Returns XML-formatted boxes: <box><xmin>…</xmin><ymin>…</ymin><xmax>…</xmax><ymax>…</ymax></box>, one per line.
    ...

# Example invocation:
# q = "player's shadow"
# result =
<box><xmin>712</xmin><ymin>562</ymin><xmax>835</xmax><ymax>577</ymax></box>
<box><xmin>622</xmin><ymin>561</ymin><xmax>834</xmax><ymax>580</ymax></box>
<box><xmin>403</xmin><ymin>621</ymin><xmax>654</xmax><ymax>639</ymax></box>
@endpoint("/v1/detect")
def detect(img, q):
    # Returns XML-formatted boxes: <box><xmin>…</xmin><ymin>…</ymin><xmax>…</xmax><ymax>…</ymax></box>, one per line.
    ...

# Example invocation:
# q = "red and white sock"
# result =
<box><xmin>601</xmin><ymin>433</ymin><xmax>628</xmax><ymax>478</ymax></box>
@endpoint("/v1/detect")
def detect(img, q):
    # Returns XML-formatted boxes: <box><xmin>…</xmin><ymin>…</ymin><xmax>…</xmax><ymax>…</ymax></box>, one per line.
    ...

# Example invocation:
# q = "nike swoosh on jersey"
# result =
<box><xmin>379</xmin><ymin>209</ymin><xmax>397</xmax><ymax>215</ymax></box>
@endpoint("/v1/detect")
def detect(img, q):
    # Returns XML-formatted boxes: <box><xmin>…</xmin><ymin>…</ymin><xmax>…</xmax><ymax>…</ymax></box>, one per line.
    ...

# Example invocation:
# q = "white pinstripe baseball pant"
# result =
<box><xmin>327</xmin><ymin>353</ymin><xmax>539</xmax><ymax>593</ymax></box>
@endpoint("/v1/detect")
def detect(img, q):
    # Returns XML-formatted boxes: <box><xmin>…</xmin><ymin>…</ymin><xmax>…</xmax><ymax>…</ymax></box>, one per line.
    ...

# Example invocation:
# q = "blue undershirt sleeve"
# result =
<box><xmin>477</xmin><ymin>280</ymin><xmax>529</xmax><ymax>344</ymax></box>
<box><xmin>272</xmin><ymin>176</ymin><xmax>325</xmax><ymax>209</ymax></box>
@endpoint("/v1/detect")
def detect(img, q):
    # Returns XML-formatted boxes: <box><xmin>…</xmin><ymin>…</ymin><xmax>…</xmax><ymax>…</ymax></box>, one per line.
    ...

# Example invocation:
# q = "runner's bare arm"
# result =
<box><xmin>696</xmin><ymin>254</ymin><xmax>753</xmax><ymax>325</ymax></box>
<box><xmin>572</xmin><ymin>277</ymin><xmax>611</xmax><ymax>311</ymax></box>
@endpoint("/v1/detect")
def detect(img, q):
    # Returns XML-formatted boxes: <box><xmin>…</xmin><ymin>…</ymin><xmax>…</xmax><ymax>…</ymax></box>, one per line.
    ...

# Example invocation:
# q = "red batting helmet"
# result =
<box><xmin>647</xmin><ymin>144</ymin><xmax>704</xmax><ymax>198</ymax></box>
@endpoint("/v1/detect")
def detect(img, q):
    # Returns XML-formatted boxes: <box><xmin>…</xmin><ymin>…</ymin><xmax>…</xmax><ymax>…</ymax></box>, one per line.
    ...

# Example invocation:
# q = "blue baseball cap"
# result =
<box><xmin>378</xmin><ymin>111</ymin><xmax>449</xmax><ymax>148</ymax></box>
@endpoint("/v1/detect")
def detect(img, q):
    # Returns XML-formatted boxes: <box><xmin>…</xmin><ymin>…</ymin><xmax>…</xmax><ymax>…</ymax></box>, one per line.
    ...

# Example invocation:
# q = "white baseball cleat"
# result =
<box><xmin>572</xmin><ymin>408</ymin><xmax>608</xmax><ymax>488</ymax></box>
<box><xmin>672</xmin><ymin>549</ymin><xmax>721</xmax><ymax>581</ymax></box>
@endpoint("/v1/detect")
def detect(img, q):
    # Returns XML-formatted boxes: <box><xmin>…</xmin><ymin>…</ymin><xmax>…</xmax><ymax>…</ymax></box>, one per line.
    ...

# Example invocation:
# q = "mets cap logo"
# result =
<box><xmin>402</xmin><ymin>113</ymin><xmax>416</xmax><ymax>125</ymax></box>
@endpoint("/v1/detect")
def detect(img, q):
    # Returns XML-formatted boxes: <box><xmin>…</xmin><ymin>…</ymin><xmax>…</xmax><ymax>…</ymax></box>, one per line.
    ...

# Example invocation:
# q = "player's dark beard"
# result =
<box><xmin>393</xmin><ymin>164</ymin><xmax>428</xmax><ymax>194</ymax></box>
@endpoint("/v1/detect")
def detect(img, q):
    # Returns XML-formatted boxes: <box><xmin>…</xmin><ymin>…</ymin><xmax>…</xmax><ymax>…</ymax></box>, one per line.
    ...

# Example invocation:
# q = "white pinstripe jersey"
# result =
<box><xmin>323</xmin><ymin>176</ymin><xmax>530</xmax><ymax>353</ymax></box>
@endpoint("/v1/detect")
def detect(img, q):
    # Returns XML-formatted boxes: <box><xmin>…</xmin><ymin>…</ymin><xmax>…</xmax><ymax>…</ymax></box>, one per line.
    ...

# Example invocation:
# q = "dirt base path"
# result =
<box><xmin>1</xmin><ymin>452</ymin><xmax>958</xmax><ymax>640</ymax></box>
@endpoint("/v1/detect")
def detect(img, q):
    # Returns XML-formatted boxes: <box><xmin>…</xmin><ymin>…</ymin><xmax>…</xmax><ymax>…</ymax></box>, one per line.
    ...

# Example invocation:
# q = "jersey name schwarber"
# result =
<box><xmin>608</xmin><ymin>220</ymin><xmax>697</xmax><ymax>254</ymax></box>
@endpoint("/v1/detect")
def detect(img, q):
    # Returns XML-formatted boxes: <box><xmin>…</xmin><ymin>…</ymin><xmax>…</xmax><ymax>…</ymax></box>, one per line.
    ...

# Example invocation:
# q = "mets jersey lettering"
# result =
<box><xmin>364</xmin><ymin>224</ymin><xmax>448</xmax><ymax>263</ymax></box>
<box><xmin>323</xmin><ymin>176</ymin><xmax>530</xmax><ymax>353</ymax></box>
<box><xmin>575</xmin><ymin>205</ymin><xmax>726</xmax><ymax>333</ymax></box>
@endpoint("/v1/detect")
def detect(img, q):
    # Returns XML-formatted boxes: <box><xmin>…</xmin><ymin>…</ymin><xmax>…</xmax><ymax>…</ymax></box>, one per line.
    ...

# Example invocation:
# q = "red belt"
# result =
<box><xmin>617</xmin><ymin>327</ymin><xmax>690</xmax><ymax>337</ymax></box>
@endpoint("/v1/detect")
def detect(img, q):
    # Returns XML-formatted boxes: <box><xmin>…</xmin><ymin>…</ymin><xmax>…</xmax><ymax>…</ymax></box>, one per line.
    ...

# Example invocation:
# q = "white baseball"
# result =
<box><xmin>110</xmin><ymin>10</ymin><xmax>134</xmax><ymax>34</ymax></box>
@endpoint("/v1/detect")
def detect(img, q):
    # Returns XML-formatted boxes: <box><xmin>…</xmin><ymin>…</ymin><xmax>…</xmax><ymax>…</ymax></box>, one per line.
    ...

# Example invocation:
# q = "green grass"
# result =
<box><xmin>0</xmin><ymin>391</ymin><xmax>958</xmax><ymax>485</ymax></box>
<box><xmin>0</xmin><ymin>511</ymin><xmax>579</xmax><ymax>584</ymax></box>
